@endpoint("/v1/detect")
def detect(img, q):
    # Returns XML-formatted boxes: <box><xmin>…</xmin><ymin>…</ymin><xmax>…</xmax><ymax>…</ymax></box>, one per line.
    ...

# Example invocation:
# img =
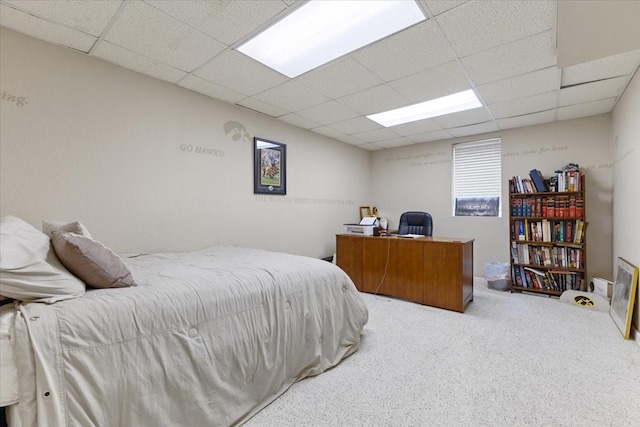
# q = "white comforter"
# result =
<box><xmin>11</xmin><ymin>245</ymin><xmax>368</xmax><ymax>426</ymax></box>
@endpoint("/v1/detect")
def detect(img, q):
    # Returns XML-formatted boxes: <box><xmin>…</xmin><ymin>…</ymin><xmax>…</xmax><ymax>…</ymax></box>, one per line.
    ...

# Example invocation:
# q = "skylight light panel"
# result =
<box><xmin>237</xmin><ymin>0</ymin><xmax>426</xmax><ymax>78</ymax></box>
<box><xmin>367</xmin><ymin>90</ymin><xmax>483</xmax><ymax>127</ymax></box>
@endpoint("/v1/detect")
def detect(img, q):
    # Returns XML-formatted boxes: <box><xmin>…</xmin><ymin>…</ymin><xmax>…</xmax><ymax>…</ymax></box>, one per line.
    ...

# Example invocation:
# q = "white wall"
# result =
<box><xmin>0</xmin><ymin>28</ymin><xmax>370</xmax><ymax>258</ymax></box>
<box><xmin>611</xmin><ymin>68</ymin><xmax>640</xmax><ymax>338</ymax></box>
<box><xmin>370</xmin><ymin>116</ymin><xmax>614</xmax><ymax>279</ymax></box>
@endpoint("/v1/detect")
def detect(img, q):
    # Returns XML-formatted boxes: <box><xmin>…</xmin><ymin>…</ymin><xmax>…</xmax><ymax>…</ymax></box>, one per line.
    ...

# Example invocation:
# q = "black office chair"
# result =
<box><xmin>398</xmin><ymin>211</ymin><xmax>433</xmax><ymax>236</ymax></box>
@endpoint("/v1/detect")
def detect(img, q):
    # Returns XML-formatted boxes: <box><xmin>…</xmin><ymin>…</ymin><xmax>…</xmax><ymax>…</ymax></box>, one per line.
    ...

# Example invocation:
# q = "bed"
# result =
<box><xmin>0</xmin><ymin>216</ymin><xmax>368</xmax><ymax>426</ymax></box>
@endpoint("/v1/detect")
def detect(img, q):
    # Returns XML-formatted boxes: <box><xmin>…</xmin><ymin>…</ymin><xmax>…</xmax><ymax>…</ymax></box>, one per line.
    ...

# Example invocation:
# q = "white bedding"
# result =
<box><xmin>9</xmin><ymin>245</ymin><xmax>368</xmax><ymax>426</ymax></box>
<box><xmin>1</xmin><ymin>304</ymin><xmax>18</xmax><ymax>406</ymax></box>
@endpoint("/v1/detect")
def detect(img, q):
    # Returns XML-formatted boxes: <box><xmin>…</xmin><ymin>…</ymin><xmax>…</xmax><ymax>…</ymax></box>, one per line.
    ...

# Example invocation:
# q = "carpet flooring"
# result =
<box><xmin>246</xmin><ymin>282</ymin><xmax>640</xmax><ymax>426</ymax></box>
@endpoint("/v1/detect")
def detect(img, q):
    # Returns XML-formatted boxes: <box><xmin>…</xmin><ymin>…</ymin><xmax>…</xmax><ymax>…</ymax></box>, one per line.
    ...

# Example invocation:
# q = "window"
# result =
<box><xmin>452</xmin><ymin>138</ymin><xmax>501</xmax><ymax>217</ymax></box>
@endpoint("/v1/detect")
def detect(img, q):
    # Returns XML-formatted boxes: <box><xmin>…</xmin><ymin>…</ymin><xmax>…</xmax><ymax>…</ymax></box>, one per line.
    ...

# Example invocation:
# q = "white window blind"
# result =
<box><xmin>452</xmin><ymin>138</ymin><xmax>501</xmax><ymax>217</ymax></box>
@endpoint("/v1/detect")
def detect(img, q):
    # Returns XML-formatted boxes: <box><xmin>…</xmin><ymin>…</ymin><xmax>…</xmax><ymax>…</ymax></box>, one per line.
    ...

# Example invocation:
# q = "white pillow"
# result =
<box><xmin>0</xmin><ymin>216</ymin><xmax>86</xmax><ymax>303</ymax></box>
<box><xmin>42</xmin><ymin>219</ymin><xmax>93</xmax><ymax>240</ymax></box>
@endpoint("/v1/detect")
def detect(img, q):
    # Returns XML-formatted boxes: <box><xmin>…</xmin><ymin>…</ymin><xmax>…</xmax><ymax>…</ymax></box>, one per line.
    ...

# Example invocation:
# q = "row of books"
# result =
<box><xmin>510</xmin><ymin>195</ymin><xmax>584</xmax><ymax>218</ymax></box>
<box><xmin>551</xmin><ymin>170</ymin><xmax>583</xmax><ymax>192</ymax></box>
<box><xmin>511</xmin><ymin>242</ymin><xmax>584</xmax><ymax>269</ymax></box>
<box><xmin>512</xmin><ymin>219</ymin><xmax>587</xmax><ymax>243</ymax></box>
<box><xmin>512</xmin><ymin>266</ymin><xmax>584</xmax><ymax>291</ymax></box>
<box><xmin>510</xmin><ymin>169</ymin><xmax>583</xmax><ymax>194</ymax></box>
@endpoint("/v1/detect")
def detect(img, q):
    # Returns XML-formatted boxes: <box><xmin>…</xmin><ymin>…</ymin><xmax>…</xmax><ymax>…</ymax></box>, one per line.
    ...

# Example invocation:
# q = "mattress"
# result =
<box><xmin>11</xmin><ymin>245</ymin><xmax>368</xmax><ymax>426</ymax></box>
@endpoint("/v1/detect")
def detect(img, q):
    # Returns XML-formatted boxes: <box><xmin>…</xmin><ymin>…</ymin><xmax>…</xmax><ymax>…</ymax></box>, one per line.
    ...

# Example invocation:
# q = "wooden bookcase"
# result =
<box><xmin>508</xmin><ymin>173</ymin><xmax>587</xmax><ymax>296</ymax></box>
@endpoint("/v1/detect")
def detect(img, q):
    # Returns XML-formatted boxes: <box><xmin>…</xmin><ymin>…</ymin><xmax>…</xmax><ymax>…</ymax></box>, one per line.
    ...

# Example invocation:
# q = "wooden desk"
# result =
<box><xmin>336</xmin><ymin>234</ymin><xmax>474</xmax><ymax>312</ymax></box>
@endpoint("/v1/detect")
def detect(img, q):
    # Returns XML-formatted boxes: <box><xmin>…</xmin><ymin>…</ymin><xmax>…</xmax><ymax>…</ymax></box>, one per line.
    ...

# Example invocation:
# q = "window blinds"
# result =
<box><xmin>452</xmin><ymin>138</ymin><xmax>502</xmax><ymax>216</ymax></box>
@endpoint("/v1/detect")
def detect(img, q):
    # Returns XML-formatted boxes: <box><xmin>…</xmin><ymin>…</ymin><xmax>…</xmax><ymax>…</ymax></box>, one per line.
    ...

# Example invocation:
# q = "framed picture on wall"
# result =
<box><xmin>254</xmin><ymin>137</ymin><xmax>286</xmax><ymax>195</ymax></box>
<box><xmin>610</xmin><ymin>257</ymin><xmax>639</xmax><ymax>339</ymax></box>
<box><xmin>359</xmin><ymin>206</ymin><xmax>371</xmax><ymax>219</ymax></box>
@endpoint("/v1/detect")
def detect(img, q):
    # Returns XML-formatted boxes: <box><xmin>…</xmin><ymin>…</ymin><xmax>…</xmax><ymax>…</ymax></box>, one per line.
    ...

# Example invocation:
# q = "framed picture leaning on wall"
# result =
<box><xmin>610</xmin><ymin>257</ymin><xmax>639</xmax><ymax>339</ymax></box>
<box><xmin>254</xmin><ymin>137</ymin><xmax>286</xmax><ymax>195</ymax></box>
<box><xmin>359</xmin><ymin>206</ymin><xmax>371</xmax><ymax>220</ymax></box>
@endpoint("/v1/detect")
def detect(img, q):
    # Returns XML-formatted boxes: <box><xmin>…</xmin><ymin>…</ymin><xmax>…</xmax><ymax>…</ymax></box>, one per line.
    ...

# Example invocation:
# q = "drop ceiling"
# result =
<box><xmin>1</xmin><ymin>0</ymin><xmax>639</xmax><ymax>151</ymax></box>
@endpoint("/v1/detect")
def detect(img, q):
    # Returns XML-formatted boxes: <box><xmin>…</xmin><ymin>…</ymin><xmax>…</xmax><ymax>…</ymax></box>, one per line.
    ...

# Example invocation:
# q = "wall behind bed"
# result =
<box><xmin>0</xmin><ymin>28</ymin><xmax>370</xmax><ymax>258</ymax></box>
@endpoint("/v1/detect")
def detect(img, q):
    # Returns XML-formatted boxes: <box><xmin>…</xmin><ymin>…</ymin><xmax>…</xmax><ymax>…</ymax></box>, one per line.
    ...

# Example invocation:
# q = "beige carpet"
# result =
<box><xmin>246</xmin><ymin>282</ymin><xmax>640</xmax><ymax>426</ymax></box>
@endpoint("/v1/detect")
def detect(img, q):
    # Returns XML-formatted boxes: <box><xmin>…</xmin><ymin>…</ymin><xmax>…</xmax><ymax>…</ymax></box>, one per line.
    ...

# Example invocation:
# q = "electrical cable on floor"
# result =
<box><xmin>374</xmin><ymin>235</ymin><xmax>392</xmax><ymax>301</ymax></box>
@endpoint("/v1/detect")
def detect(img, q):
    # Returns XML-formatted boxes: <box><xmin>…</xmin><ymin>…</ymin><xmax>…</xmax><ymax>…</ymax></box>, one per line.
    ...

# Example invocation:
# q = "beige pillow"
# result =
<box><xmin>51</xmin><ymin>232</ymin><xmax>136</xmax><ymax>289</ymax></box>
<box><xmin>0</xmin><ymin>216</ymin><xmax>86</xmax><ymax>302</ymax></box>
<box><xmin>43</xmin><ymin>220</ymin><xmax>93</xmax><ymax>239</ymax></box>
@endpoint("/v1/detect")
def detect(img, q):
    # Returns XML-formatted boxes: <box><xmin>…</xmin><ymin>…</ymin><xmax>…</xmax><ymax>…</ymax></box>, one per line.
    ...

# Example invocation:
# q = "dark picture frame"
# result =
<box><xmin>254</xmin><ymin>137</ymin><xmax>286</xmax><ymax>195</ymax></box>
<box><xmin>610</xmin><ymin>257</ymin><xmax>639</xmax><ymax>339</ymax></box>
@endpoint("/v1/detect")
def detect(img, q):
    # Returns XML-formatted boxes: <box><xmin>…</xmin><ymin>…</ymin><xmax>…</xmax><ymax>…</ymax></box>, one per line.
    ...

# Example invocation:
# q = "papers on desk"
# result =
<box><xmin>396</xmin><ymin>234</ymin><xmax>424</xmax><ymax>238</ymax></box>
<box><xmin>359</xmin><ymin>217</ymin><xmax>377</xmax><ymax>226</ymax></box>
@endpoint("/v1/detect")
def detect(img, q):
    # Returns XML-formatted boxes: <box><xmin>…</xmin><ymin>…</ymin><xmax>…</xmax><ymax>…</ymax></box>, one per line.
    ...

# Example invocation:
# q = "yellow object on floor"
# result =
<box><xmin>560</xmin><ymin>290</ymin><xmax>610</xmax><ymax>312</ymax></box>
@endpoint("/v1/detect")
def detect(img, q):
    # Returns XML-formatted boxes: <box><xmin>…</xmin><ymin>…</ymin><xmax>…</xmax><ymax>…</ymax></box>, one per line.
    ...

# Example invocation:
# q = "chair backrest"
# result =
<box><xmin>398</xmin><ymin>211</ymin><xmax>433</xmax><ymax>236</ymax></box>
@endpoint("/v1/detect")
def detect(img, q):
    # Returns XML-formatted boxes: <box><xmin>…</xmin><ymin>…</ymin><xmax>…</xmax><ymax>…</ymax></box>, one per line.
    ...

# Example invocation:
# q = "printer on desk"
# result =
<box><xmin>344</xmin><ymin>216</ymin><xmax>377</xmax><ymax>236</ymax></box>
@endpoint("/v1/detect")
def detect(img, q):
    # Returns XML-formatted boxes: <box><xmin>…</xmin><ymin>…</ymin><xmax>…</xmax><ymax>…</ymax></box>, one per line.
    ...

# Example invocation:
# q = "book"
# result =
<box><xmin>569</xmin><ymin>196</ymin><xmax>576</xmax><ymax>217</ymax></box>
<box><xmin>511</xmin><ymin>241</ymin><xmax>519</xmax><ymax>263</ymax></box>
<box><xmin>514</xmin><ymin>266</ymin><xmax>523</xmax><ymax>287</ymax></box>
<box><xmin>575</xmin><ymin>196</ymin><xmax>584</xmax><ymax>217</ymax></box>
<box><xmin>574</xmin><ymin>220</ymin><xmax>584</xmax><ymax>243</ymax></box>
<box><xmin>529</xmin><ymin>169</ymin><xmax>548</xmax><ymax>192</ymax></box>
<box><xmin>524</xmin><ymin>271</ymin><xmax>536</xmax><ymax>288</ymax></box>
<box><xmin>518</xmin><ymin>221</ymin><xmax>525</xmax><ymax>241</ymax></box>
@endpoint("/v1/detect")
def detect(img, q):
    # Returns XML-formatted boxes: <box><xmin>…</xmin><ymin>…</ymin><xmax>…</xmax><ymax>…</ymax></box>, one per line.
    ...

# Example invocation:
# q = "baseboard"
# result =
<box><xmin>474</xmin><ymin>276</ymin><xmax>487</xmax><ymax>285</ymax></box>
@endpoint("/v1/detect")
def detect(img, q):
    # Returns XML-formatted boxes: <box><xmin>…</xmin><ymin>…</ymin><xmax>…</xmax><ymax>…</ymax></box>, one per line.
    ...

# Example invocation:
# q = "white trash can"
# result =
<box><xmin>484</xmin><ymin>262</ymin><xmax>511</xmax><ymax>291</ymax></box>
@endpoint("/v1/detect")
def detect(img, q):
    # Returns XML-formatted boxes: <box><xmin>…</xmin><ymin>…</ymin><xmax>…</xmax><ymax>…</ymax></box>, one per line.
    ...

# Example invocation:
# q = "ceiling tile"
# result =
<box><xmin>252</xmin><ymin>81</ymin><xmax>329</xmax><ymax>112</ymax></box>
<box><xmin>358</xmin><ymin>143</ymin><xmax>384</xmax><ymax>151</ymax></box>
<box><xmin>335</xmin><ymin>134</ymin><xmax>367</xmax><ymax>146</ymax></box>
<box><xmin>328</xmin><ymin>117</ymin><xmax>381</xmax><ymax>135</ymax></box>
<box><xmin>277</xmin><ymin>113</ymin><xmax>320</xmax><ymax>130</ymax></box>
<box><xmin>407</xmin><ymin>129</ymin><xmax>454</xmax><ymax>143</ymax></box>
<box><xmin>352</xmin><ymin>128</ymin><xmax>402</xmax><ymax>143</ymax></box>
<box><xmin>487</xmin><ymin>91</ymin><xmax>557</xmax><ymax>119</ymax></box>
<box><xmin>105</xmin><ymin>1</ymin><xmax>226</xmax><ymax>71</ymax></box>
<box><xmin>433</xmin><ymin>107</ymin><xmax>493</xmax><ymax>128</ymax></box>
<box><xmin>423</xmin><ymin>0</ymin><xmax>469</xmax><ymax>16</ymax></box>
<box><xmin>92</xmin><ymin>41</ymin><xmax>187</xmax><ymax>83</ymax></box>
<box><xmin>3</xmin><ymin>0</ymin><xmax>122</xmax><ymax>36</ymax></box>
<box><xmin>390</xmin><ymin>60</ymin><xmax>471</xmax><ymax>103</ymax></box>
<box><xmin>559</xmin><ymin>76</ymin><xmax>628</xmax><ymax>106</ymax></box>
<box><xmin>437</xmin><ymin>0</ymin><xmax>554</xmax><ymax>58</ymax></box>
<box><xmin>311</xmin><ymin>126</ymin><xmax>348</xmax><ymax>140</ymax></box>
<box><xmin>236</xmin><ymin>97</ymin><xmax>289</xmax><ymax>118</ymax></box>
<box><xmin>561</xmin><ymin>49</ymin><xmax>640</xmax><ymax>86</ymax></box>
<box><xmin>178</xmin><ymin>75</ymin><xmax>245</xmax><ymax>104</ymax></box>
<box><xmin>0</xmin><ymin>4</ymin><xmax>96</xmax><ymax>52</ymax></box>
<box><xmin>295</xmin><ymin>57</ymin><xmax>384</xmax><ymax>99</ymax></box>
<box><xmin>296</xmin><ymin>101</ymin><xmax>360</xmax><ymax>126</ymax></box>
<box><xmin>478</xmin><ymin>67</ymin><xmax>559</xmax><ymax>104</ymax></box>
<box><xmin>462</xmin><ymin>30</ymin><xmax>556</xmax><ymax>86</ymax></box>
<box><xmin>336</xmin><ymin>85</ymin><xmax>409</xmax><ymax>115</ymax></box>
<box><xmin>375</xmin><ymin>137</ymin><xmax>415</xmax><ymax>149</ymax></box>
<box><xmin>447</xmin><ymin>121</ymin><xmax>499</xmax><ymax>137</ymax></box>
<box><xmin>144</xmin><ymin>0</ymin><xmax>287</xmax><ymax>46</ymax></box>
<box><xmin>352</xmin><ymin>20</ymin><xmax>456</xmax><ymax>81</ymax></box>
<box><xmin>388</xmin><ymin>118</ymin><xmax>443</xmax><ymax>137</ymax></box>
<box><xmin>497</xmin><ymin>109</ymin><xmax>556</xmax><ymax>130</ymax></box>
<box><xmin>194</xmin><ymin>50</ymin><xmax>288</xmax><ymax>97</ymax></box>
<box><xmin>557</xmin><ymin>98</ymin><xmax>617</xmax><ymax>121</ymax></box>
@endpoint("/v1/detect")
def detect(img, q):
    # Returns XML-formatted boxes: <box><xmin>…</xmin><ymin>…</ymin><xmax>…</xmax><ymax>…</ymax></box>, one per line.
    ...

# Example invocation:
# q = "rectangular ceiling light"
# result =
<box><xmin>237</xmin><ymin>0</ymin><xmax>426</xmax><ymax>78</ymax></box>
<box><xmin>367</xmin><ymin>90</ymin><xmax>483</xmax><ymax>127</ymax></box>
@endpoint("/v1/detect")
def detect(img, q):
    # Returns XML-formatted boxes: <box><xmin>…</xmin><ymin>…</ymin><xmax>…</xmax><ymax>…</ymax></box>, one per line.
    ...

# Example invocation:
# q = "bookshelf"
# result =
<box><xmin>508</xmin><ymin>170</ymin><xmax>587</xmax><ymax>296</ymax></box>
